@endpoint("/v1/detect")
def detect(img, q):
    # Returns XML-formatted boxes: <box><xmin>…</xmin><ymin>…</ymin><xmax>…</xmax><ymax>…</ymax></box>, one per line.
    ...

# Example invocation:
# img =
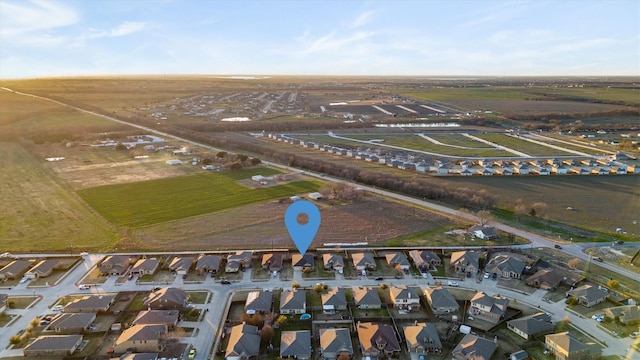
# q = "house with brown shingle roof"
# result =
<box><xmin>114</xmin><ymin>324</ymin><xmax>167</xmax><ymax>354</ymax></box>
<box><xmin>130</xmin><ymin>258</ymin><xmax>159</xmax><ymax>276</ymax></box>
<box><xmin>23</xmin><ymin>335</ymin><xmax>83</xmax><ymax>357</ymax></box>
<box><xmin>63</xmin><ymin>295</ymin><xmax>115</xmax><ymax>313</ymax></box>
<box><xmin>545</xmin><ymin>332</ymin><xmax>601</xmax><ymax>360</ymax></box>
<box><xmin>132</xmin><ymin>310</ymin><xmax>179</xmax><ymax>329</ymax></box>
<box><xmin>526</xmin><ymin>269</ymin><xmax>565</xmax><ymax>290</ymax></box>
<box><xmin>261</xmin><ymin>253</ymin><xmax>284</xmax><ymax>272</ymax></box>
<box><xmin>0</xmin><ymin>260</ymin><xmax>32</xmax><ymax>280</ymax></box>
<box><xmin>49</xmin><ymin>313</ymin><xmax>96</xmax><ymax>333</ymax></box>
<box><xmin>143</xmin><ymin>288</ymin><xmax>188</xmax><ymax>310</ymax></box>
<box><xmin>168</xmin><ymin>256</ymin><xmax>194</xmax><ymax>276</ymax></box>
<box><xmin>195</xmin><ymin>254</ymin><xmax>221</xmax><ymax>274</ymax></box>
<box><xmin>357</xmin><ymin>322</ymin><xmax>401</xmax><ymax>358</ymax></box>
<box><xmin>450</xmin><ymin>251</ymin><xmax>480</xmax><ymax>275</ymax></box>
<box><xmin>470</xmin><ymin>292</ymin><xmax>509</xmax><ymax>323</ymax></box>
<box><xmin>99</xmin><ymin>255</ymin><xmax>131</xmax><ymax>276</ymax></box>
<box><xmin>409</xmin><ymin>250</ymin><xmax>441</xmax><ymax>272</ymax></box>
<box><xmin>25</xmin><ymin>259</ymin><xmax>62</xmax><ymax>279</ymax></box>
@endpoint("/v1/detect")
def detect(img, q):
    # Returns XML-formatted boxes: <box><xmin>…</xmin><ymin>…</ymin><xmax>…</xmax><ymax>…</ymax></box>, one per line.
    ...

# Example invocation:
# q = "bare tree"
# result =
<box><xmin>477</xmin><ymin>210</ymin><xmax>494</xmax><ymax>226</ymax></box>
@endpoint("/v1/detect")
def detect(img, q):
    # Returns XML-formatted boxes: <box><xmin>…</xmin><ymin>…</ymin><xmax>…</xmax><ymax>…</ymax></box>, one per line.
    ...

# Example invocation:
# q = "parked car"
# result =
<box><xmin>220</xmin><ymin>280</ymin><xmax>231</xmax><ymax>285</ymax></box>
<box><xmin>79</xmin><ymin>284</ymin><xmax>90</xmax><ymax>290</ymax></box>
<box><xmin>39</xmin><ymin>320</ymin><xmax>50</xmax><ymax>326</ymax></box>
<box><xmin>630</xmin><ymin>332</ymin><xmax>639</xmax><ymax>339</ymax></box>
<box><xmin>483</xmin><ymin>272</ymin><xmax>490</xmax><ymax>279</ymax></box>
<box><xmin>554</xmin><ymin>244</ymin><xmax>562</xmax><ymax>249</ymax></box>
<box><xmin>447</xmin><ymin>280</ymin><xmax>459</xmax><ymax>287</ymax></box>
<box><xmin>374</xmin><ymin>277</ymin><xmax>384</xmax><ymax>281</ymax></box>
<box><xmin>188</xmin><ymin>348</ymin><xmax>196</xmax><ymax>359</ymax></box>
<box><xmin>592</xmin><ymin>257</ymin><xmax>603</xmax><ymax>262</ymax></box>
<box><xmin>421</xmin><ymin>273</ymin><xmax>429</xmax><ymax>279</ymax></box>
<box><xmin>52</xmin><ymin>305</ymin><xmax>64</xmax><ymax>311</ymax></box>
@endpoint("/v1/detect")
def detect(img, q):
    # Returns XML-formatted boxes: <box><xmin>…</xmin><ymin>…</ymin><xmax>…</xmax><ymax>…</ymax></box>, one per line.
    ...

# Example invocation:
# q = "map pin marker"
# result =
<box><xmin>285</xmin><ymin>200</ymin><xmax>321</xmax><ymax>256</ymax></box>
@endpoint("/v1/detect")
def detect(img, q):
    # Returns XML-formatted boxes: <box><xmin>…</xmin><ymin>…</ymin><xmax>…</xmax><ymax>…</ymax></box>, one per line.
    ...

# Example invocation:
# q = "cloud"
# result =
<box><xmin>85</xmin><ymin>21</ymin><xmax>148</xmax><ymax>40</ymax></box>
<box><xmin>0</xmin><ymin>0</ymin><xmax>79</xmax><ymax>36</ymax></box>
<box><xmin>301</xmin><ymin>30</ymin><xmax>377</xmax><ymax>54</ymax></box>
<box><xmin>352</xmin><ymin>10</ymin><xmax>375</xmax><ymax>28</ymax></box>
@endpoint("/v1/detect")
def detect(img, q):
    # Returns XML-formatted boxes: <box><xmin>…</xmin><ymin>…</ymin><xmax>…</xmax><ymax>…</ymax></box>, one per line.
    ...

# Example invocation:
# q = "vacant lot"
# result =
<box><xmin>78</xmin><ymin>168</ymin><xmax>320</xmax><ymax>227</ymax></box>
<box><xmin>474</xmin><ymin>133</ymin><xmax>576</xmax><ymax>156</ymax></box>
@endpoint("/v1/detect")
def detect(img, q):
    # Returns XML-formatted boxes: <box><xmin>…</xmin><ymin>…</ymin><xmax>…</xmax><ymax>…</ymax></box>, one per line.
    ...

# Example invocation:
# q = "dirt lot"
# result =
<box><xmin>134</xmin><ymin>195</ymin><xmax>456</xmax><ymax>250</ymax></box>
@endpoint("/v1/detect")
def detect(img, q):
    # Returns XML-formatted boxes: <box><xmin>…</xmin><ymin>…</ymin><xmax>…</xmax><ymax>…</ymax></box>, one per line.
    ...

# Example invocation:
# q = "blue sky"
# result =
<box><xmin>1</xmin><ymin>0</ymin><xmax>638</xmax><ymax>78</ymax></box>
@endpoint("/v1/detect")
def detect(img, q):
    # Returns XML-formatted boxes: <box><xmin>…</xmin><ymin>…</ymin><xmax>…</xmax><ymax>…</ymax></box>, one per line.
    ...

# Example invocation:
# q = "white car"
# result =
<box><xmin>483</xmin><ymin>272</ymin><xmax>490</xmax><ymax>279</ymax></box>
<box><xmin>421</xmin><ymin>273</ymin><xmax>429</xmax><ymax>279</ymax></box>
<box><xmin>52</xmin><ymin>305</ymin><xmax>64</xmax><ymax>311</ymax></box>
<box><xmin>0</xmin><ymin>252</ymin><xmax>11</xmax><ymax>258</ymax></box>
<box><xmin>19</xmin><ymin>277</ymin><xmax>29</xmax><ymax>283</ymax></box>
<box><xmin>448</xmin><ymin>280</ymin><xmax>459</xmax><ymax>287</ymax></box>
<box><xmin>80</xmin><ymin>252</ymin><xmax>89</xmax><ymax>256</ymax></box>
<box><xmin>78</xmin><ymin>284</ymin><xmax>90</xmax><ymax>290</ymax></box>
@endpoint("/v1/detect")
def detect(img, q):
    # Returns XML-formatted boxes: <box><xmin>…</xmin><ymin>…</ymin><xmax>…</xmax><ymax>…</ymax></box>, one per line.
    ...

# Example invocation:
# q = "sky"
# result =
<box><xmin>1</xmin><ymin>0</ymin><xmax>639</xmax><ymax>78</ymax></box>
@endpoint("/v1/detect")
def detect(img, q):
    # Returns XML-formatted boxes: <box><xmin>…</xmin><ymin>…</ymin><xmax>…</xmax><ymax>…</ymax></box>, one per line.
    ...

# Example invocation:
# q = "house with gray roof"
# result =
<box><xmin>99</xmin><ymin>255</ymin><xmax>131</xmax><ymax>276</ymax></box>
<box><xmin>507</xmin><ymin>312</ymin><xmax>554</xmax><ymax>339</ymax></box>
<box><xmin>545</xmin><ymin>332</ymin><xmax>601</xmax><ymax>360</ymax></box>
<box><xmin>322</xmin><ymin>253</ymin><xmax>345</xmax><ymax>272</ymax></box>
<box><xmin>130</xmin><ymin>258</ymin><xmax>159</xmax><ymax>276</ymax></box>
<box><xmin>322</xmin><ymin>287</ymin><xmax>347</xmax><ymax>314</ymax></box>
<box><xmin>132</xmin><ymin>310</ymin><xmax>179</xmax><ymax>329</ymax></box>
<box><xmin>114</xmin><ymin>324</ymin><xmax>167</xmax><ymax>354</ymax></box>
<box><xmin>0</xmin><ymin>260</ymin><xmax>32</xmax><ymax>280</ymax></box>
<box><xmin>23</xmin><ymin>335</ymin><xmax>83</xmax><ymax>357</ymax></box>
<box><xmin>389</xmin><ymin>285</ymin><xmax>420</xmax><ymax>311</ymax></box>
<box><xmin>485</xmin><ymin>255</ymin><xmax>525</xmax><ymax>279</ymax></box>
<box><xmin>280</xmin><ymin>290</ymin><xmax>306</xmax><ymax>315</ymax></box>
<box><xmin>357</xmin><ymin>322</ymin><xmax>401</xmax><ymax>358</ymax></box>
<box><xmin>385</xmin><ymin>252</ymin><xmax>410</xmax><ymax>270</ymax></box>
<box><xmin>352</xmin><ymin>252</ymin><xmax>377</xmax><ymax>270</ymax></box>
<box><xmin>168</xmin><ymin>256</ymin><xmax>194</xmax><ymax>276</ymax></box>
<box><xmin>291</xmin><ymin>253</ymin><xmax>314</xmax><ymax>271</ymax></box>
<box><xmin>470</xmin><ymin>292</ymin><xmax>509</xmax><ymax>323</ymax></box>
<box><xmin>424</xmin><ymin>286</ymin><xmax>459</xmax><ymax>315</ymax></box>
<box><xmin>452</xmin><ymin>334</ymin><xmax>498</xmax><ymax>360</ymax></box>
<box><xmin>280</xmin><ymin>330</ymin><xmax>311</xmax><ymax>359</ymax></box>
<box><xmin>450</xmin><ymin>251</ymin><xmax>480</xmax><ymax>275</ymax></box>
<box><xmin>353</xmin><ymin>286</ymin><xmax>382</xmax><ymax>309</ymax></box>
<box><xmin>603</xmin><ymin>305</ymin><xmax>640</xmax><ymax>324</ymax></box>
<box><xmin>404</xmin><ymin>322</ymin><xmax>443</xmax><ymax>355</ymax></box>
<box><xmin>64</xmin><ymin>295</ymin><xmax>115</xmax><ymax>313</ymax></box>
<box><xmin>409</xmin><ymin>250</ymin><xmax>441</xmax><ymax>272</ymax></box>
<box><xmin>319</xmin><ymin>328</ymin><xmax>353</xmax><ymax>360</ymax></box>
<box><xmin>226</xmin><ymin>251</ymin><xmax>252</xmax><ymax>273</ymax></box>
<box><xmin>143</xmin><ymin>287</ymin><xmax>188</xmax><ymax>310</ymax></box>
<box><xmin>566</xmin><ymin>284</ymin><xmax>609</xmax><ymax>307</ymax></box>
<box><xmin>245</xmin><ymin>290</ymin><xmax>273</xmax><ymax>314</ymax></box>
<box><xmin>226</xmin><ymin>323</ymin><xmax>260</xmax><ymax>360</ymax></box>
<box><xmin>49</xmin><ymin>312</ymin><xmax>96</xmax><ymax>333</ymax></box>
<box><xmin>195</xmin><ymin>254</ymin><xmax>221</xmax><ymax>274</ymax></box>
<box><xmin>25</xmin><ymin>259</ymin><xmax>61</xmax><ymax>279</ymax></box>
<box><xmin>468</xmin><ymin>225</ymin><xmax>498</xmax><ymax>240</ymax></box>
<box><xmin>526</xmin><ymin>269</ymin><xmax>565</xmax><ymax>290</ymax></box>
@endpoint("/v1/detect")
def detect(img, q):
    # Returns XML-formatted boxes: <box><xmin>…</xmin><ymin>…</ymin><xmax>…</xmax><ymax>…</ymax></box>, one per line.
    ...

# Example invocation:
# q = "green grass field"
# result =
<box><xmin>474</xmin><ymin>133</ymin><xmax>576</xmax><ymax>156</ymax></box>
<box><xmin>426</xmin><ymin>133</ymin><xmax>496</xmax><ymax>148</ymax></box>
<box><xmin>78</xmin><ymin>168</ymin><xmax>321</xmax><ymax>227</ymax></box>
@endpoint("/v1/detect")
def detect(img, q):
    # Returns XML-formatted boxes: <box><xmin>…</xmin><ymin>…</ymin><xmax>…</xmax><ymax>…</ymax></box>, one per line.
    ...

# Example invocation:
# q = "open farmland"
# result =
<box><xmin>78</xmin><ymin>168</ymin><xmax>320</xmax><ymax>227</ymax></box>
<box><xmin>0</xmin><ymin>142</ymin><xmax>115</xmax><ymax>251</ymax></box>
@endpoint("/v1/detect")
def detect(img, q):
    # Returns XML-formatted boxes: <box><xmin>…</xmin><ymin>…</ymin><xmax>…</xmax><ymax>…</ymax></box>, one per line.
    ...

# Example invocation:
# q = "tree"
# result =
<box><xmin>567</xmin><ymin>258</ymin><xmax>580</xmax><ymax>269</ymax></box>
<box><xmin>566</xmin><ymin>297</ymin><xmax>578</xmax><ymax>306</ymax></box>
<box><xmin>30</xmin><ymin>318</ymin><xmax>39</xmax><ymax>327</ymax></box>
<box><xmin>291</xmin><ymin>282</ymin><xmax>300</xmax><ymax>289</ymax></box>
<box><xmin>607</xmin><ymin>279</ymin><xmax>619</xmax><ymax>289</ymax></box>
<box><xmin>275</xmin><ymin>315</ymin><xmax>288</xmax><ymax>327</ymax></box>
<box><xmin>261</xmin><ymin>324</ymin><xmax>274</xmax><ymax>346</ymax></box>
<box><xmin>216</xmin><ymin>151</ymin><xmax>227</xmax><ymax>159</ymax></box>
<box><xmin>9</xmin><ymin>335</ymin><xmax>21</xmax><ymax>345</ymax></box>
<box><xmin>229</xmin><ymin>161</ymin><xmax>242</xmax><ymax>170</ymax></box>
<box><xmin>532</xmin><ymin>202</ymin><xmax>548</xmax><ymax>217</ymax></box>
<box><xmin>250</xmin><ymin>157</ymin><xmax>261</xmax><ymax>165</ymax></box>
<box><xmin>337</xmin><ymin>352</ymin><xmax>351</xmax><ymax>360</ymax></box>
<box><xmin>314</xmin><ymin>284</ymin><xmax>324</xmax><ymax>293</ymax></box>
<box><xmin>240</xmin><ymin>313</ymin><xmax>263</xmax><ymax>326</ymax></box>
<box><xmin>477</xmin><ymin>210</ymin><xmax>494</xmax><ymax>226</ymax></box>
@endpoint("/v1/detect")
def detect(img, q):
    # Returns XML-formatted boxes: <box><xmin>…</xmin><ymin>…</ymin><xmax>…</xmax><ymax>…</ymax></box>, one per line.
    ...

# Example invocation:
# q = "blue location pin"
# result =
<box><xmin>285</xmin><ymin>200</ymin><xmax>321</xmax><ymax>256</ymax></box>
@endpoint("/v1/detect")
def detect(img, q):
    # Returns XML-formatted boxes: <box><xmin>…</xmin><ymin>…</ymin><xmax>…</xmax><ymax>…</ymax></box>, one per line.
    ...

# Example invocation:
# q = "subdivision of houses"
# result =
<box><xmin>319</xmin><ymin>328</ymin><xmax>353</xmax><ymax>360</ymax></box>
<box><xmin>226</xmin><ymin>324</ymin><xmax>260</xmax><ymax>360</ymax></box>
<box><xmin>404</xmin><ymin>322</ymin><xmax>443</xmax><ymax>355</ymax></box>
<box><xmin>450</xmin><ymin>251</ymin><xmax>480</xmax><ymax>275</ymax></box>
<box><xmin>485</xmin><ymin>255</ymin><xmax>525</xmax><ymax>279</ymax></box>
<box><xmin>353</xmin><ymin>286</ymin><xmax>382</xmax><ymax>309</ymax></box>
<box><xmin>389</xmin><ymin>285</ymin><xmax>420</xmax><ymax>311</ymax></box>
<box><xmin>424</xmin><ymin>286</ymin><xmax>459</xmax><ymax>315</ymax></box>
<box><xmin>280</xmin><ymin>289</ymin><xmax>306</xmax><ymax>315</ymax></box>
<box><xmin>507</xmin><ymin>312</ymin><xmax>554</xmax><ymax>340</ymax></box>
<box><xmin>469</xmin><ymin>292</ymin><xmax>509</xmax><ymax>323</ymax></box>
<box><xmin>114</xmin><ymin>324</ymin><xmax>167</xmax><ymax>354</ymax></box>
<box><xmin>245</xmin><ymin>290</ymin><xmax>273</xmax><ymax>314</ymax></box>
<box><xmin>322</xmin><ymin>253</ymin><xmax>345</xmax><ymax>272</ymax></box>
<box><xmin>280</xmin><ymin>330</ymin><xmax>311</xmax><ymax>359</ymax></box>
<box><xmin>357</xmin><ymin>322</ymin><xmax>401</xmax><ymax>358</ymax></box>
<box><xmin>545</xmin><ymin>332</ymin><xmax>602</xmax><ymax>360</ymax></box>
<box><xmin>566</xmin><ymin>285</ymin><xmax>609</xmax><ymax>307</ymax></box>
<box><xmin>143</xmin><ymin>288</ymin><xmax>188</xmax><ymax>310</ymax></box>
<box><xmin>321</xmin><ymin>287</ymin><xmax>347</xmax><ymax>315</ymax></box>
<box><xmin>451</xmin><ymin>334</ymin><xmax>498</xmax><ymax>360</ymax></box>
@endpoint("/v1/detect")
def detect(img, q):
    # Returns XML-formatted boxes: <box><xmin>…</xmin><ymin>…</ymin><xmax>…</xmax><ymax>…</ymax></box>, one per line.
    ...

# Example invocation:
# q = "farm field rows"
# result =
<box><xmin>0</xmin><ymin>142</ymin><xmax>115</xmax><ymax>250</ymax></box>
<box><xmin>78</xmin><ymin>168</ymin><xmax>320</xmax><ymax>227</ymax></box>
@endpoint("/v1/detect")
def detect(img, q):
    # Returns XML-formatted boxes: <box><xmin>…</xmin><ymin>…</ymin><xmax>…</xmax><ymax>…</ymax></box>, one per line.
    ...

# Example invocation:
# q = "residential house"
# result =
<box><xmin>23</xmin><ymin>335</ymin><xmax>83</xmax><ymax>357</ymax></box>
<box><xmin>470</xmin><ymin>292</ymin><xmax>509</xmax><ymax>323</ymax></box>
<box><xmin>226</xmin><ymin>323</ymin><xmax>260</xmax><ymax>360</ymax></box>
<box><xmin>322</xmin><ymin>287</ymin><xmax>347</xmax><ymax>315</ymax></box>
<box><xmin>226</xmin><ymin>251</ymin><xmax>252</xmax><ymax>273</ymax></box>
<box><xmin>545</xmin><ymin>332</ymin><xmax>602</xmax><ymax>360</ymax></box>
<box><xmin>450</xmin><ymin>251</ymin><xmax>480</xmax><ymax>275</ymax></box>
<box><xmin>114</xmin><ymin>324</ymin><xmax>167</xmax><ymax>354</ymax></box>
<box><xmin>25</xmin><ymin>259</ymin><xmax>61</xmax><ymax>279</ymax></box>
<box><xmin>99</xmin><ymin>255</ymin><xmax>131</xmax><ymax>276</ymax></box>
<box><xmin>352</xmin><ymin>252</ymin><xmax>377</xmax><ymax>271</ymax></box>
<box><xmin>129</xmin><ymin>258</ymin><xmax>159</xmax><ymax>276</ymax></box>
<box><xmin>0</xmin><ymin>260</ymin><xmax>32</xmax><ymax>280</ymax></box>
<box><xmin>292</xmin><ymin>253</ymin><xmax>314</xmax><ymax>271</ymax></box>
<box><xmin>245</xmin><ymin>290</ymin><xmax>273</xmax><ymax>314</ymax></box>
<box><xmin>404</xmin><ymin>322</ymin><xmax>443</xmax><ymax>355</ymax></box>
<box><xmin>385</xmin><ymin>252</ymin><xmax>410</xmax><ymax>271</ymax></box>
<box><xmin>353</xmin><ymin>287</ymin><xmax>382</xmax><ymax>309</ymax></box>
<box><xmin>280</xmin><ymin>330</ymin><xmax>311</xmax><ymax>360</ymax></box>
<box><xmin>132</xmin><ymin>310</ymin><xmax>179</xmax><ymax>329</ymax></box>
<box><xmin>603</xmin><ymin>305</ymin><xmax>640</xmax><ymax>324</ymax></box>
<box><xmin>510</xmin><ymin>350</ymin><xmax>529</xmax><ymax>360</ymax></box>
<box><xmin>526</xmin><ymin>269</ymin><xmax>565</xmax><ymax>290</ymax></box>
<box><xmin>507</xmin><ymin>312</ymin><xmax>554</xmax><ymax>340</ymax></box>
<box><xmin>389</xmin><ymin>285</ymin><xmax>420</xmax><ymax>311</ymax></box>
<box><xmin>280</xmin><ymin>290</ymin><xmax>306</xmax><ymax>315</ymax></box>
<box><xmin>143</xmin><ymin>288</ymin><xmax>188</xmax><ymax>310</ymax></box>
<box><xmin>566</xmin><ymin>285</ymin><xmax>609</xmax><ymax>308</ymax></box>
<box><xmin>409</xmin><ymin>250</ymin><xmax>441</xmax><ymax>272</ymax></box>
<box><xmin>49</xmin><ymin>313</ymin><xmax>96</xmax><ymax>333</ymax></box>
<box><xmin>485</xmin><ymin>255</ymin><xmax>525</xmax><ymax>279</ymax></box>
<box><xmin>261</xmin><ymin>253</ymin><xmax>284</xmax><ymax>272</ymax></box>
<box><xmin>195</xmin><ymin>255</ymin><xmax>221</xmax><ymax>275</ymax></box>
<box><xmin>452</xmin><ymin>334</ymin><xmax>498</xmax><ymax>360</ymax></box>
<box><xmin>424</xmin><ymin>287</ymin><xmax>459</xmax><ymax>315</ymax></box>
<box><xmin>168</xmin><ymin>256</ymin><xmax>194</xmax><ymax>276</ymax></box>
<box><xmin>319</xmin><ymin>328</ymin><xmax>353</xmax><ymax>360</ymax></box>
<box><xmin>468</xmin><ymin>225</ymin><xmax>498</xmax><ymax>240</ymax></box>
<box><xmin>64</xmin><ymin>295</ymin><xmax>115</xmax><ymax>313</ymax></box>
<box><xmin>323</xmin><ymin>253</ymin><xmax>345</xmax><ymax>273</ymax></box>
<box><xmin>357</xmin><ymin>322</ymin><xmax>401</xmax><ymax>358</ymax></box>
